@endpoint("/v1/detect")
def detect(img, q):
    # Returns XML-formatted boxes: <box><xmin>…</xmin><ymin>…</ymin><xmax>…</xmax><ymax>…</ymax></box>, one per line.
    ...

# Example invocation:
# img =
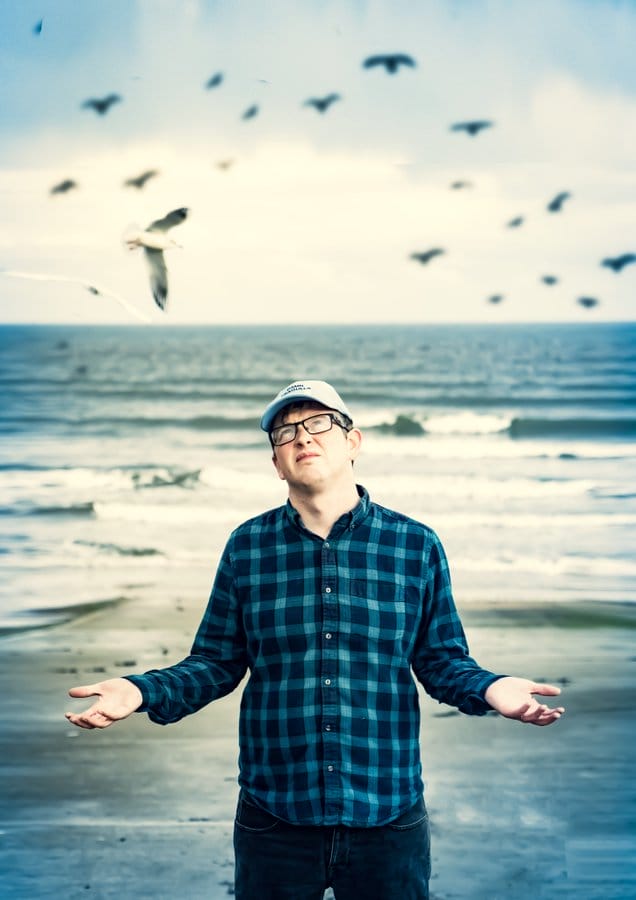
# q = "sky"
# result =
<box><xmin>0</xmin><ymin>0</ymin><xmax>635</xmax><ymax>325</ymax></box>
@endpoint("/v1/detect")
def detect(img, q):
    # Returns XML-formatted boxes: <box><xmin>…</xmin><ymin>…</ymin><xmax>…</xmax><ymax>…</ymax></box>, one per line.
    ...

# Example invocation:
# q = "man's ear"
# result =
<box><xmin>347</xmin><ymin>428</ymin><xmax>362</xmax><ymax>462</ymax></box>
<box><xmin>272</xmin><ymin>451</ymin><xmax>287</xmax><ymax>481</ymax></box>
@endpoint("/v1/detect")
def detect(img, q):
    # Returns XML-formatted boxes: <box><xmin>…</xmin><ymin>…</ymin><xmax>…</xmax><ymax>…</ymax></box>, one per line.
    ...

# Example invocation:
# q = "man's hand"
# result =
<box><xmin>485</xmin><ymin>677</ymin><xmax>565</xmax><ymax>726</ymax></box>
<box><xmin>65</xmin><ymin>678</ymin><xmax>143</xmax><ymax>730</ymax></box>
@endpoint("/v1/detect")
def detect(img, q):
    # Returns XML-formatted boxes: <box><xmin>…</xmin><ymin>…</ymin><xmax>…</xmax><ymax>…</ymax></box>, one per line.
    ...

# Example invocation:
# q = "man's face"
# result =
<box><xmin>271</xmin><ymin>402</ymin><xmax>361</xmax><ymax>489</ymax></box>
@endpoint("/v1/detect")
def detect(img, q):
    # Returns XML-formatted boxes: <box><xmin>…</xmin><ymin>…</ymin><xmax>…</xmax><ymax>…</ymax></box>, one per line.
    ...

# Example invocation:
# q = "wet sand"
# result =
<box><xmin>1</xmin><ymin>593</ymin><xmax>635</xmax><ymax>899</ymax></box>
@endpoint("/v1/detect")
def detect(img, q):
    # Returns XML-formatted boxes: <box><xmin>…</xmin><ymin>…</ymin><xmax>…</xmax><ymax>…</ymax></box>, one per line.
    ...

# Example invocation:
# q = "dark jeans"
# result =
<box><xmin>233</xmin><ymin>791</ymin><xmax>430</xmax><ymax>900</ymax></box>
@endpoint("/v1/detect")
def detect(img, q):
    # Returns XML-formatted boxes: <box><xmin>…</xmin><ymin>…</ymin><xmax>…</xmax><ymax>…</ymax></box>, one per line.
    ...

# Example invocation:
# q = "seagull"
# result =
<box><xmin>362</xmin><ymin>53</ymin><xmax>416</xmax><ymax>74</ymax></box>
<box><xmin>50</xmin><ymin>179</ymin><xmax>78</xmax><ymax>195</ymax></box>
<box><xmin>0</xmin><ymin>269</ymin><xmax>152</xmax><ymax>322</ymax></box>
<box><xmin>601</xmin><ymin>253</ymin><xmax>636</xmax><ymax>273</ymax></box>
<box><xmin>547</xmin><ymin>191</ymin><xmax>571</xmax><ymax>213</ymax></box>
<box><xmin>506</xmin><ymin>216</ymin><xmax>524</xmax><ymax>228</ymax></box>
<box><xmin>541</xmin><ymin>275</ymin><xmax>559</xmax><ymax>286</ymax></box>
<box><xmin>450</xmin><ymin>120</ymin><xmax>494</xmax><ymax>136</ymax></box>
<box><xmin>303</xmin><ymin>93</ymin><xmax>341</xmax><ymax>113</ymax></box>
<box><xmin>124</xmin><ymin>169</ymin><xmax>159</xmax><ymax>189</ymax></box>
<box><xmin>242</xmin><ymin>104</ymin><xmax>259</xmax><ymax>120</ymax></box>
<box><xmin>577</xmin><ymin>296</ymin><xmax>599</xmax><ymax>309</ymax></box>
<box><xmin>124</xmin><ymin>207</ymin><xmax>189</xmax><ymax>310</ymax></box>
<box><xmin>205</xmin><ymin>72</ymin><xmax>224</xmax><ymax>89</ymax></box>
<box><xmin>410</xmin><ymin>248</ymin><xmax>445</xmax><ymax>265</ymax></box>
<box><xmin>81</xmin><ymin>94</ymin><xmax>122</xmax><ymax>115</ymax></box>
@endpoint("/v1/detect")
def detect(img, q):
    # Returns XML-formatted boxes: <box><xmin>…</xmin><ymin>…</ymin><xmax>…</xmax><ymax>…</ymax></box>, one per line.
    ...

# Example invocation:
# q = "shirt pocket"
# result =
<box><xmin>345</xmin><ymin>577</ymin><xmax>408</xmax><ymax>648</ymax></box>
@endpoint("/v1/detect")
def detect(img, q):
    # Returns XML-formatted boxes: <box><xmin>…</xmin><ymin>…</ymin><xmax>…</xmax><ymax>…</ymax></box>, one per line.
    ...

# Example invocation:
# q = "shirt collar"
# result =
<box><xmin>285</xmin><ymin>484</ymin><xmax>370</xmax><ymax>538</ymax></box>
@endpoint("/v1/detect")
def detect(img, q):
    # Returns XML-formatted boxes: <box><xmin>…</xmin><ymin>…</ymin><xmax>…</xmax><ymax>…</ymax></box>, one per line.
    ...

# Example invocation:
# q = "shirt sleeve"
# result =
<box><xmin>124</xmin><ymin>538</ymin><xmax>248</xmax><ymax>725</ymax></box>
<box><xmin>411</xmin><ymin>532</ymin><xmax>503</xmax><ymax>715</ymax></box>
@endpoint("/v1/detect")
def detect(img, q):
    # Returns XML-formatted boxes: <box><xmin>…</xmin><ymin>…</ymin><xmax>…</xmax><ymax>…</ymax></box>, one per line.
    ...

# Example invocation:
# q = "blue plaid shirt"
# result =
<box><xmin>126</xmin><ymin>485</ymin><xmax>501</xmax><ymax>827</ymax></box>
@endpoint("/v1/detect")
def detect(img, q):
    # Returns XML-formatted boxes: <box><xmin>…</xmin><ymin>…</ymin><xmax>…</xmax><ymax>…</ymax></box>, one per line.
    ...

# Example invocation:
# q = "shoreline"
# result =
<box><xmin>2</xmin><ymin>594</ymin><xmax>635</xmax><ymax>898</ymax></box>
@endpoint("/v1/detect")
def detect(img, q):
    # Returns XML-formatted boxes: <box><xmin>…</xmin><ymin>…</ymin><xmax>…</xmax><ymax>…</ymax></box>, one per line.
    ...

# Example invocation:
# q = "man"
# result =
<box><xmin>66</xmin><ymin>380</ymin><xmax>564</xmax><ymax>900</ymax></box>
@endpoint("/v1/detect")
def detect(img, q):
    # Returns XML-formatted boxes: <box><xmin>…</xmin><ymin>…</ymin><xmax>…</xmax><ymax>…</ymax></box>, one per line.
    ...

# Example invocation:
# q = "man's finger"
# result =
<box><xmin>68</xmin><ymin>683</ymin><xmax>102</xmax><ymax>699</ymax></box>
<box><xmin>530</xmin><ymin>683</ymin><xmax>562</xmax><ymax>697</ymax></box>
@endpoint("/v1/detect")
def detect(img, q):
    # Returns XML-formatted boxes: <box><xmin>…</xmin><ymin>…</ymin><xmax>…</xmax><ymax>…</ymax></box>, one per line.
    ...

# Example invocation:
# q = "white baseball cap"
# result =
<box><xmin>260</xmin><ymin>380</ymin><xmax>352</xmax><ymax>432</ymax></box>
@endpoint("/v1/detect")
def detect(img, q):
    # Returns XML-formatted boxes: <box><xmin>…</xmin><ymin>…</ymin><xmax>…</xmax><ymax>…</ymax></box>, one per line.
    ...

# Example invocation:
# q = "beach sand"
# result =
<box><xmin>1</xmin><ymin>593</ymin><xmax>635</xmax><ymax>900</ymax></box>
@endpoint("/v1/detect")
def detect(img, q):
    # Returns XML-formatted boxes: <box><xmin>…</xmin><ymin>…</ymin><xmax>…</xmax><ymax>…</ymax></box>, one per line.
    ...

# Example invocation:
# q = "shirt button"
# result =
<box><xmin>324</xmin><ymin>542</ymin><xmax>330</xmax><ymax>549</ymax></box>
<box><xmin>325</xmin><ymin>587</ymin><xmax>332</xmax><ymax>594</ymax></box>
<box><xmin>327</xmin><ymin>765</ymin><xmax>334</xmax><ymax>772</ymax></box>
<box><xmin>324</xmin><ymin>679</ymin><xmax>331</xmax><ymax>686</ymax></box>
<box><xmin>325</xmin><ymin>633</ymin><xmax>332</xmax><ymax>640</ymax></box>
<box><xmin>325</xmin><ymin>725</ymin><xmax>332</xmax><ymax>731</ymax></box>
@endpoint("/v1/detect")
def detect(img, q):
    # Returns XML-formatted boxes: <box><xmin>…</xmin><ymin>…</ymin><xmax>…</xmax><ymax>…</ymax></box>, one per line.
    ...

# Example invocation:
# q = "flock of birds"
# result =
<box><xmin>5</xmin><ymin>25</ymin><xmax>634</xmax><ymax>317</ymax></box>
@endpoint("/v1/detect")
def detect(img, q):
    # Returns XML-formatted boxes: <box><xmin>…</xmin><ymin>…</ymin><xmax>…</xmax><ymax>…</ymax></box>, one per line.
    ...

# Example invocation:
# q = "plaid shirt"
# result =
<box><xmin>126</xmin><ymin>485</ymin><xmax>501</xmax><ymax>827</ymax></box>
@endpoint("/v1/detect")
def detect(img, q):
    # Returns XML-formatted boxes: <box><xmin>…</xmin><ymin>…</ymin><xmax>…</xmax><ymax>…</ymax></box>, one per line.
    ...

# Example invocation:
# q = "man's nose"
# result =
<box><xmin>294</xmin><ymin>423</ymin><xmax>313</xmax><ymax>443</ymax></box>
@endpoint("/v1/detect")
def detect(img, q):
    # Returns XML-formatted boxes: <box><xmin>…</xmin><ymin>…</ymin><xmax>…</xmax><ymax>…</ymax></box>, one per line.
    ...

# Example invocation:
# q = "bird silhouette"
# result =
<box><xmin>303</xmin><ymin>93</ymin><xmax>341</xmax><ymax>113</ymax></box>
<box><xmin>541</xmin><ymin>275</ymin><xmax>559</xmax><ymax>286</ymax></box>
<box><xmin>362</xmin><ymin>54</ymin><xmax>416</xmax><ymax>74</ymax></box>
<box><xmin>601</xmin><ymin>253</ymin><xmax>636</xmax><ymax>272</ymax></box>
<box><xmin>450</xmin><ymin>180</ymin><xmax>472</xmax><ymax>190</ymax></box>
<box><xmin>81</xmin><ymin>94</ymin><xmax>122</xmax><ymax>115</ymax></box>
<box><xmin>410</xmin><ymin>249</ymin><xmax>445</xmax><ymax>265</ymax></box>
<box><xmin>124</xmin><ymin>207</ymin><xmax>189</xmax><ymax>310</ymax></box>
<box><xmin>506</xmin><ymin>216</ymin><xmax>524</xmax><ymax>228</ymax></box>
<box><xmin>205</xmin><ymin>72</ymin><xmax>224</xmax><ymax>89</ymax></box>
<box><xmin>487</xmin><ymin>294</ymin><xmax>504</xmax><ymax>304</ymax></box>
<box><xmin>0</xmin><ymin>269</ymin><xmax>151</xmax><ymax>322</ymax></box>
<box><xmin>577</xmin><ymin>296</ymin><xmax>599</xmax><ymax>309</ymax></box>
<box><xmin>242</xmin><ymin>104</ymin><xmax>259</xmax><ymax>120</ymax></box>
<box><xmin>547</xmin><ymin>191</ymin><xmax>571</xmax><ymax>213</ymax></box>
<box><xmin>450</xmin><ymin>120</ymin><xmax>494</xmax><ymax>136</ymax></box>
<box><xmin>50</xmin><ymin>179</ymin><xmax>78</xmax><ymax>195</ymax></box>
<box><xmin>124</xmin><ymin>169</ymin><xmax>159</xmax><ymax>189</ymax></box>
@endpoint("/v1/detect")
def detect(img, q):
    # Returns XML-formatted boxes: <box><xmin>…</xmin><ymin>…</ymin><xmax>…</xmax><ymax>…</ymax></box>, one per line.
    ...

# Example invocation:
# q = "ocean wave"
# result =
<box><xmin>0</xmin><ymin>501</ymin><xmax>95</xmax><ymax>517</ymax></box>
<box><xmin>73</xmin><ymin>539</ymin><xmax>163</xmax><ymax>557</ymax></box>
<box><xmin>460</xmin><ymin>554</ymin><xmax>636</xmax><ymax>578</ymax></box>
<box><xmin>509</xmin><ymin>417</ymin><xmax>636</xmax><ymax>439</ymax></box>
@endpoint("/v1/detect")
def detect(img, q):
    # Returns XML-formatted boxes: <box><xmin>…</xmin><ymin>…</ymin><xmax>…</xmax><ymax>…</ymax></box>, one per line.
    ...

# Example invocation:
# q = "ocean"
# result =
<box><xmin>1</xmin><ymin>321</ymin><xmax>635</xmax><ymax>633</ymax></box>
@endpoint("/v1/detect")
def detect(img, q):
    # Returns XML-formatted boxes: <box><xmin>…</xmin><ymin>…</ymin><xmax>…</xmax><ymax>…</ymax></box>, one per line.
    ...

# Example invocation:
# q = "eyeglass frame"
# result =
<box><xmin>269</xmin><ymin>410</ymin><xmax>353</xmax><ymax>447</ymax></box>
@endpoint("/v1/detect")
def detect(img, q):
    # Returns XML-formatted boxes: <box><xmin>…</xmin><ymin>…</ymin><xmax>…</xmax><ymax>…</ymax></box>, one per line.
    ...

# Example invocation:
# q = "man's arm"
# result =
<box><xmin>411</xmin><ymin>534</ymin><xmax>565</xmax><ymax>724</ymax></box>
<box><xmin>65</xmin><ymin>541</ymin><xmax>248</xmax><ymax>728</ymax></box>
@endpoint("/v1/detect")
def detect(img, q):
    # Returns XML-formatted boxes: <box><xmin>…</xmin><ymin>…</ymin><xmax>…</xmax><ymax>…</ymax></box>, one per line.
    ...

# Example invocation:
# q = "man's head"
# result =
<box><xmin>260</xmin><ymin>381</ymin><xmax>361</xmax><ymax>488</ymax></box>
<box><xmin>260</xmin><ymin>381</ymin><xmax>352</xmax><ymax>435</ymax></box>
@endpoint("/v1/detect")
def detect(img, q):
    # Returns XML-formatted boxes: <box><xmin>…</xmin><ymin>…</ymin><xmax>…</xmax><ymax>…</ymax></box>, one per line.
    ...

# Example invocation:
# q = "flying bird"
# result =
<box><xmin>303</xmin><ymin>93</ymin><xmax>341</xmax><ymax>113</ymax></box>
<box><xmin>487</xmin><ymin>294</ymin><xmax>504</xmax><ymax>304</ymax></box>
<box><xmin>215</xmin><ymin>158</ymin><xmax>235</xmax><ymax>171</ymax></box>
<box><xmin>506</xmin><ymin>216</ymin><xmax>524</xmax><ymax>228</ymax></box>
<box><xmin>362</xmin><ymin>53</ymin><xmax>416</xmax><ymax>74</ymax></box>
<box><xmin>577</xmin><ymin>296</ymin><xmax>599</xmax><ymax>309</ymax></box>
<box><xmin>601</xmin><ymin>253</ymin><xmax>636</xmax><ymax>273</ymax></box>
<box><xmin>541</xmin><ymin>275</ymin><xmax>559</xmax><ymax>286</ymax></box>
<box><xmin>124</xmin><ymin>169</ymin><xmax>159</xmax><ymax>189</ymax></box>
<box><xmin>205</xmin><ymin>72</ymin><xmax>224</xmax><ymax>89</ymax></box>
<box><xmin>450</xmin><ymin>120</ymin><xmax>494</xmax><ymax>137</ymax></box>
<box><xmin>410</xmin><ymin>248</ymin><xmax>445</xmax><ymax>265</ymax></box>
<box><xmin>50</xmin><ymin>179</ymin><xmax>78</xmax><ymax>195</ymax></box>
<box><xmin>241</xmin><ymin>104</ymin><xmax>259</xmax><ymax>120</ymax></box>
<box><xmin>81</xmin><ymin>93</ymin><xmax>122</xmax><ymax>115</ymax></box>
<box><xmin>33</xmin><ymin>19</ymin><xmax>43</xmax><ymax>35</ymax></box>
<box><xmin>450</xmin><ymin>180</ymin><xmax>472</xmax><ymax>190</ymax></box>
<box><xmin>547</xmin><ymin>191</ymin><xmax>571</xmax><ymax>213</ymax></box>
<box><xmin>0</xmin><ymin>269</ymin><xmax>151</xmax><ymax>322</ymax></box>
<box><xmin>124</xmin><ymin>207</ymin><xmax>189</xmax><ymax>310</ymax></box>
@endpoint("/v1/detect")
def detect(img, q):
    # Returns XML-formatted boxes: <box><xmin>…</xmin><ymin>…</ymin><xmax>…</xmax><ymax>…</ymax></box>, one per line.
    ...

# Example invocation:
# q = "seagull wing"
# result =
<box><xmin>0</xmin><ymin>269</ymin><xmax>151</xmax><ymax>322</ymax></box>
<box><xmin>147</xmin><ymin>207</ymin><xmax>188</xmax><ymax>232</ymax></box>
<box><xmin>144</xmin><ymin>249</ymin><xmax>168</xmax><ymax>310</ymax></box>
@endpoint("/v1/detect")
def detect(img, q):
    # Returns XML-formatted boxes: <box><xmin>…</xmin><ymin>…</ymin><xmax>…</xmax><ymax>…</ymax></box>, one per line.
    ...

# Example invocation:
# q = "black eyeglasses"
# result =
<box><xmin>270</xmin><ymin>412</ymin><xmax>351</xmax><ymax>447</ymax></box>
